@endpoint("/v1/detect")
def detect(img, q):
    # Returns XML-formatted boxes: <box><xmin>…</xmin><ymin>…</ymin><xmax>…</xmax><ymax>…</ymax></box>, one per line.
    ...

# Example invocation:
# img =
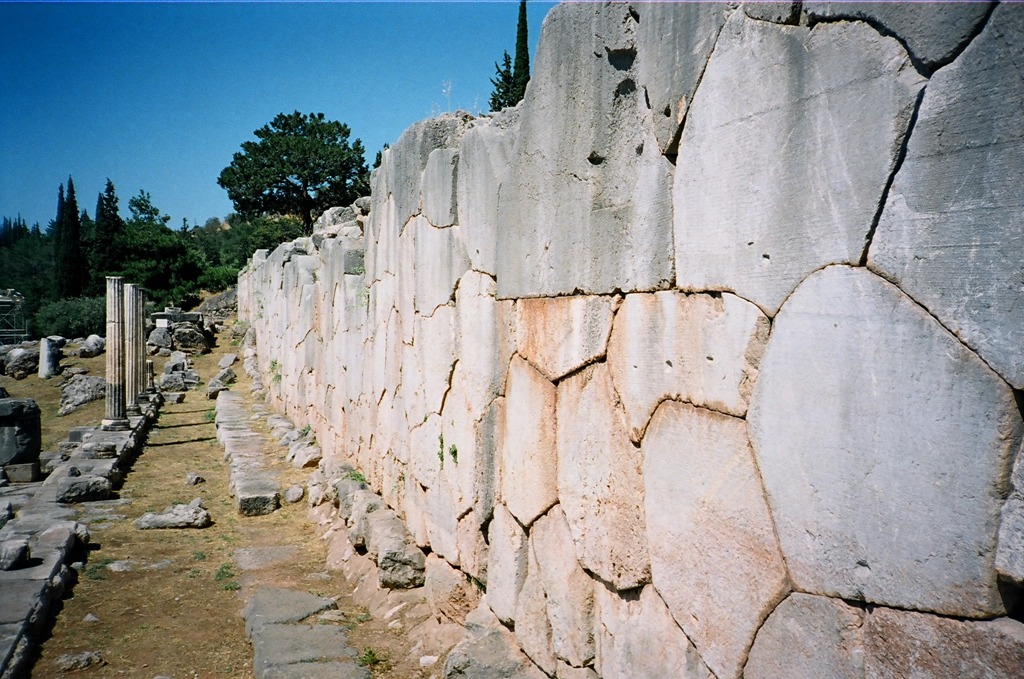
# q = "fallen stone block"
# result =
<box><xmin>236</xmin><ymin>477</ymin><xmax>280</xmax><ymax>516</ymax></box>
<box><xmin>283</xmin><ymin>484</ymin><xmax>304</xmax><ymax>504</ymax></box>
<box><xmin>0</xmin><ymin>539</ymin><xmax>29</xmax><ymax>570</ymax></box>
<box><xmin>56</xmin><ymin>474</ymin><xmax>111</xmax><ymax>503</ymax></box>
<box><xmin>365</xmin><ymin>511</ymin><xmax>426</xmax><ymax>589</ymax></box>
<box><xmin>135</xmin><ymin>498</ymin><xmax>212</xmax><ymax>529</ymax></box>
<box><xmin>442</xmin><ymin>604</ymin><xmax>546</xmax><ymax>679</ymax></box>
<box><xmin>218</xmin><ymin>353</ymin><xmax>238</xmax><ymax>369</ymax></box>
<box><xmin>55</xmin><ymin>650</ymin><xmax>105</xmax><ymax>672</ymax></box>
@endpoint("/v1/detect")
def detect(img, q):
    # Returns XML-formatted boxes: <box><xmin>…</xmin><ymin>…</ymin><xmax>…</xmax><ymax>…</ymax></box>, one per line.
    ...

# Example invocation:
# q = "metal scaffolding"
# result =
<box><xmin>0</xmin><ymin>289</ymin><xmax>29</xmax><ymax>344</ymax></box>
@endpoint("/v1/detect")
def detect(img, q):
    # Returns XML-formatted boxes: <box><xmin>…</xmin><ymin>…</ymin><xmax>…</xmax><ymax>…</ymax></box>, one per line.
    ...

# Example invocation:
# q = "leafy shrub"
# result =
<box><xmin>34</xmin><ymin>296</ymin><xmax>106</xmax><ymax>338</ymax></box>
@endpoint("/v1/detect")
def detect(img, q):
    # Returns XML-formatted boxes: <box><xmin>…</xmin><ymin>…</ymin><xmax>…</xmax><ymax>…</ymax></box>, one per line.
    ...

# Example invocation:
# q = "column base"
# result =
<box><xmin>126</xmin><ymin>405</ymin><xmax>142</xmax><ymax>417</ymax></box>
<box><xmin>101</xmin><ymin>418</ymin><xmax>131</xmax><ymax>432</ymax></box>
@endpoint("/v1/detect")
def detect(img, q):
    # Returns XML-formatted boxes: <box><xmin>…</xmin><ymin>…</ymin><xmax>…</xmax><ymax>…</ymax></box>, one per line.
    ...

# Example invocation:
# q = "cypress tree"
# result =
<box><xmin>511</xmin><ymin>0</ymin><xmax>530</xmax><ymax>103</ymax></box>
<box><xmin>91</xmin><ymin>179</ymin><xmax>124</xmax><ymax>284</ymax></box>
<box><xmin>56</xmin><ymin>177</ymin><xmax>87</xmax><ymax>298</ymax></box>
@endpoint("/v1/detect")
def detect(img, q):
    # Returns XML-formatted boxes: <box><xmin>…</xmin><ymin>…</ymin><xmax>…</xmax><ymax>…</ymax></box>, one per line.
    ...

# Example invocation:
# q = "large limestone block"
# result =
<box><xmin>409</xmin><ymin>414</ymin><xmax>442</xmax><ymax>490</ymax></box>
<box><xmin>634</xmin><ymin>2</ymin><xmax>729</xmax><ymax>154</ymax></box>
<box><xmin>607</xmin><ymin>291</ymin><xmax>769</xmax><ymax>440</ymax></box>
<box><xmin>997</xmin><ymin>441</ymin><xmax>1024</xmax><ymax>584</ymax></box>
<box><xmin>748</xmin><ymin>266</ymin><xmax>1023</xmax><ymax>617</ymax></box>
<box><xmin>643</xmin><ymin>401</ymin><xmax>788</xmax><ymax>679</ymax></box>
<box><xmin>500</xmin><ymin>356</ymin><xmax>558</xmax><ymax>527</ymax></box>
<box><xmin>412</xmin><ymin>216</ymin><xmax>470</xmax><ymax>315</ymax></box>
<box><xmin>804</xmin><ymin>1</ymin><xmax>994</xmax><ymax>69</ymax></box>
<box><xmin>388</xmin><ymin>112</ymin><xmax>471</xmax><ymax>230</ymax></box>
<box><xmin>515</xmin><ymin>295</ymin><xmax>617</xmax><ymax>382</ymax></box>
<box><xmin>530</xmin><ymin>506</ymin><xmax>596</xmax><ymax>668</ymax></box>
<box><xmin>868</xmin><ymin>6</ymin><xmax>1024</xmax><ymax>389</ymax></box>
<box><xmin>456</xmin><ymin>122</ymin><xmax>514</xmax><ymax>275</ymax></box>
<box><xmin>865</xmin><ymin>607</ymin><xmax>1024</xmax><ymax>678</ymax></box>
<box><xmin>486</xmin><ymin>504</ymin><xmax>529</xmax><ymax>625</ymax></box>
<box><xmin>454</xmin><ymin>272</ymin><xmax>515</xmax><ymax>418</ymax></box>
<box><xmin>596</xmin><ymin>585</ymin><xmax>711</xmax><ymax>679</ymax></box>
<box><xmin>440</xmin><ymin>381</ymin><xmax>502</xmax><ymax>521</ymax></box>
<box><xmin>496</xmin><ymin>3</ymin><xmax>674</xmax><ymax>299</ymax></box>
<box><xmin>557</xmin><ymin>363</ymin><xmax>649</xmax><ymax>590</ymax></box>
<box><xmin>674</xmin><ymin>14</ymin><xmax>924</xmax><ymax>316</ymax></box>
<box><xmin>403</xmin><ymin>305</ymin><xmax>456</xmax><ymax>427</ymax></box>
<box><xmin>514</xmin><ymin>538</ymin><xmax>558</xmax><ymax>676</ymax></box>
<box><xmin>745</xmin><ymin>593</ymin><xmax>865</xmax><ymax>679</ymax></box>
<box><xmin>422</xmin><ymin>148</ymin><xmax>459</xmax><ymax>228</ymax></box>
<box><xmin>425</xmin><ymin>477</ymin><xmax>460</xmax><ymax>565</ymax></box>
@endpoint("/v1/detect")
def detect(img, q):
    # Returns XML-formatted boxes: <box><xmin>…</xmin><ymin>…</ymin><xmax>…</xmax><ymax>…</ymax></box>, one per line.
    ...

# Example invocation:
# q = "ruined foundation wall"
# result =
<box><xmin>238</xmin><ymin>3</ymin><xmax>1024</xmax><ymax>676</ymax></box>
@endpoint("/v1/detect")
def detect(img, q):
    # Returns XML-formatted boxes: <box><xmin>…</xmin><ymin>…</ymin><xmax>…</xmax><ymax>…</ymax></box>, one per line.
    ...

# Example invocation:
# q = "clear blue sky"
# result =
<box><xmin>0</xmin><ymin>1</ymin><xmax>554</xmax><ymax>230</ymax></box>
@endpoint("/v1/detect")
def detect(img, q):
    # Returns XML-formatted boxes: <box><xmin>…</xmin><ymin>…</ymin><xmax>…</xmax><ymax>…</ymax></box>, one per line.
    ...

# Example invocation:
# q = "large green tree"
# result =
<box><xmin>218</xmin><ymin>111</ymin><xmax>370</xmax><ymax>234</ymax></box>
<box><xmin>88</xmin><ymin>178</ymin><xmax>126</xmax><ymax>290</ymax></box>
<box><xmin>489</xmin><ymin>51</ymin><xmax>516</xmax><ymax>111</ymax></box>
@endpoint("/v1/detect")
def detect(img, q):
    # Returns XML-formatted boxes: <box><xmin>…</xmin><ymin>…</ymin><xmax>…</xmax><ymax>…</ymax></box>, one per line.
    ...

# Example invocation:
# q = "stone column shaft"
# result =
<box><xmin>124</xmin><ymin>284</ymin><xmax>142</xmax><ymax>416</ymax></box>
<box><xmin>102</xmin><ymin>277</ymin><xmax>129</xmax><ymax>431</ymax></box>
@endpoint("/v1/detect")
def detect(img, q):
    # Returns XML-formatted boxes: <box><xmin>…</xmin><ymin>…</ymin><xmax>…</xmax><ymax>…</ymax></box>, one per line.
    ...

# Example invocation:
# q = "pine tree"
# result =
<box><xmin>511</xmin><ymin>0</ymin><xmax>530</xmax><ymax>103</ymax></box>
<box><xmin>489</xmin><ymin>51</ymin><xmax>516</xmax><ymax>111</ymax></box>
<box><xmin>90</xmin><ymin>178</ymin><xmax>125</xmax><ymax>290</ymax></box>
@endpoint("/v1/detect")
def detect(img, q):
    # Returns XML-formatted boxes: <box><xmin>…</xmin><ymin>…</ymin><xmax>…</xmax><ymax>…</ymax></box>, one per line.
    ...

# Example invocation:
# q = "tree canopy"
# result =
<box><xmin>218</xmin><ymin>111</ymin><xmax>370</xmax><ymax>233</ymax></box>
<box><xmin>489</xmin><ymin>1</ymin><xmax>531</xmax><ymax>112</ymax></box>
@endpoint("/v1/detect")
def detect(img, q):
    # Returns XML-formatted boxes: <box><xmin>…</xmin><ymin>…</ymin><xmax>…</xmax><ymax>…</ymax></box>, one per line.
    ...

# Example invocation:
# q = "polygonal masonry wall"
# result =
<box><xmin>237</xmin><ymin>3</ymin><xmax>1024</xmax><ymax>677</ymax></box>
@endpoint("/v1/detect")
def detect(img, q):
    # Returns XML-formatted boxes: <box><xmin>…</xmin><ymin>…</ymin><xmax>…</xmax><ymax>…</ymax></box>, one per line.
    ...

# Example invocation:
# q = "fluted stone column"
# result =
<box><xmin>102</xmin><ymin>276</ymin><xmax>130</xmax><ymax>431</ymax></box>
<box><xmin>124</xmin><ymin>283</ymin><xmax>143</xmax><ymax>416</ymax></box>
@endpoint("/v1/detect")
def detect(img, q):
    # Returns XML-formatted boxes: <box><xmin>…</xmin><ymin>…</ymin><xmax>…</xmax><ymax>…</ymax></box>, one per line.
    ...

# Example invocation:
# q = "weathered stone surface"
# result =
<box><xmin>865</xmin><ymin>607</ymin><xmax>1024</xmax><ymax>679</ymax></box>
<box><xmin>530</xmin><ymin>506</ymin><xmax>595</xmax><ymax>668</ymax></box>
<box><xmin>634</xmin><ymin>2</ymin><xmax>729</xmax><ymax>154</ymax></box>
<box><xmin>38</xmin><ymin>337</ymin><xmax>61</xmax><ymax>379</ymax></box>
<box><xmin>0</xmin><ymin>539</ymin><xmax>28</xmax><ymax>571</ymax></box>
<box><xmin>147</xmin><ymin>327</ymin><xmax>171</xmax><ymax>350</ymax></box>
<box><xmin>454</xmin><ymin>271</ymin><xmax>514</xmax><ymax>418</ymax></box>
<box><xmin>135</xmin><ymin>499</ymin><xmax>212</xmax><ymax>529</ymax></box>
<box><xmin>243</xmin><ymin>587</ymin><xmax>336</xmax><ymax>635</ymax></box>
<box><xmin>496</xmin><ymin>3</ymin><xmax>674</xmax><ymax>298</ymax></box>
<box><xmin>643</xmin><ymin>401</ymin><xmax>788</xmax><ymax>679</ymax></box>
<box><xmin>745</xmin><ymin>593</ymin><xmax>865</xmax><ymax>679</ymax></box>
<box><xmin>608</xmin><ymin>291</ymin><xmax>769</xmax><ymax>440</ymax></box>
<box><xmin>456</xmin><ymin>122</ymin><xmax>514</xmax><ymax>275</ymax></box>
<box><xmin>250</xmin><ymin>623</ymin><xmax>357</xmax><ymax>677</ymax></box>
<box><xmin>282</xmin><ymin>484</ymin><xmax>304</xmax><ymax>503</ymax></box>
<box><xmin>748</xmin><ymin>266</ymin><xmax>1023</xmax><ymax>617</ymax></box>
<box><xmin>364</xmin><ymin>509</ymin><xmax>426</xmax><ymax>589</ymax></box>
<box><xmin>172</xmin><ymin>324</ymin><xmax>209</xmax><ymax>353</ymax></box>
<box><xmin>596</xmin><ymin>585</ymin><xmax>711</xmax><ymax>679</ymax></box>
<box><xmin>486</xmin><ymin>504</ymin><xmax>528</xmax><ymax>625</ymax></box>
<box><xmin>217</xmin><ymin>353</ymin><xmax>238</xmax><ymax>369</ymax></box>
<box><xmin>58</xmin><ymin>375</ymin><xmax>105</xmax><ymax>416</ymax></box>
<box><xmin>3</xmin><ymin>348</ymin><xmax>38</xmax><ymax>380</ymax></box>
<box><xmin>868</xmin><ymin>6</ymin><xmax>1024</xmax><ymax>389</ymax></box>
<box><xmin>80</xmin><ymin>334</ymin><xmax>105</xmax><ymax>357</ymax></box>
<box><xmin>422</xmin><ymin>148</ymin><xmax>458</xmax><ymax>228</ymax></box>
<box><xmin>163</xmin><ymin>351</ymin><xmax>188</xmax><ymax>374</ymax></box>
<box><xmin>500</xmin><ymin>356</ymin><xmax>557</xmax><ymax>527</ymax></box>
<box><xmin>743</xmin><ymin>1</ymin><xmax>800</xmax><ymax>24</ymax></box>
<box><xmin>412</xmin><ymin>217</ymin><xmax>470</xmax><ymax>315</ymax></box>
<box><xmin>386</xmin><ymin>112</ymin><xmax>471</xmax><ymax>231</ymax></box>
<box><xmin>426</xmin><ymin>554</ymin><xmax>479</xmax><ymax>623</ymax></box>
<box><xmin>0</xmin><ymin>398</ymin><xmax>40</xmax><ymax>466</ymax></box>
<box><xmin>56</xmin><ymin>475</ymin><xmax>112</xmax><ymax>503</ymax></box>
<box><xmin>515</xmin><ymin>295</ymin><xmax>616</xmax><ymax>382</ymax></box>
<box><xmin>236</xmin><ymin>477</ymin><xmax>280</xmax><ymax>516</ymax></box>
<box><xmin>514</xmin><ymin>535</ymin><xmax>557</xmax><ymax>676</ymax></box>
<box><xmin>557</xmin><ymin>363</ymin><xmax>648</xmax><ymax>590</ymax></box>
<box><xmin>804</xmin><ymin>1</ymin><xmax>994</xmax><ymax>68</ymax></box>
<box><xmin>997</xmin><ymin>441</ymin><xmax>1024</xmax><ymax>584</ymax></box>
<box><xmin>674</xmin><ymin>14</ymin><xmax>924</xmax><ymax>316</ymax></box>
<box><xmin>442</xmin><ymin>604</ymin><xmax>547</xmax><ymax>679</ymax></box>
<box><xmin>157</xmin><ymin>372</ymin><xmax>186</xmax><ymax>392</ymax></box>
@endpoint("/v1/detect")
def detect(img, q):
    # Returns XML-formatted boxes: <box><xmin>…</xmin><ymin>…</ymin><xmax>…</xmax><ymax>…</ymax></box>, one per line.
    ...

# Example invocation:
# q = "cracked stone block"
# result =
<box><xmin>515</xmin><ymin>295</ymin><xmax>617</xmax><ymax>382</ymax></box>
<box><xmin>607</xmin><ymin>291</ymin><xmax>769</xmax><ymax>440</ymax></box>
<box><xmin>865</xmin><ymin>607</ymin><xmax>1024</xmax><ymax>678</ymax></box>
<box><xmin>440</xmin><ymin>381</ymin><xmax>501</xmax><ymax>522</ymax></box>
<box><xmin>422</xmin><ymin>148</ymin><xmax>459</xmax><ymax>228</ymax></box>
<box><xmin>403</xmin><ymin>305</ymin><xmax>456</xmax><ymax>427</ymax></box>
<box><xmin>596</xmin><ymin>585</ymin><xmax>711</xmax><ymax>679</ymax></box>
<box><xmin>496</xmin><ymin>3</ymin><xmax>674</xmax><ymax>299</ymax></box>
<box><xmin>643</xmin><ymin>400</ymin><xmax>788</xmax><ymax>679</ymax></box>
<box><xmin>424</xmin><ymin>477</ymin><xmax>459</xmax><ymax>565</ymax></box>
<box><xmin>486</xmin><ymin>503</ymin><xmax>529</xmax><ymax>625</ymax></box>
<box><xmin>426</xmin><ymin>553</ymin><xmax>479</xmax><ymax>623</ymax></box>
<box><xmin>454</xmin><ymin>271</ymin><xmax>515</xmax><ymax>418</ymax></box>
<box><xmin>748</xmin><ymin>266</ymin><xmax>1023</xmax><ymax>617</ymax></box>
<box><xmin>869</xmin><ymin>5</ymin><xmax>1024</xmax><ymax>389</ymax></box>
<box><xmin>997</xmin><ymin>440</ymin><xmax>1024</xmax><ymax>584</ymax></box>
<box><xmin>514</xmin><ymin>531</ymin><xmax>557</xmax><ymax>676</ymax></box>
<box><xmin>530</xmin><ymin>506</ymin><xmax>596</xmax><ymax>669</ymax></box>
<box><xmin>674</xmin><ymin>13</ymin><xmax>924</xmax><ymax>316</ymax></box>
<box><xmin>500</xmin><ymin>356</ymin><xmax>558</xmax><ymax>527</ymax></box>
<box><xmin>441</xmin><ymin>603</ymin><xmax>547</xmax><ymax>679</ymax></box>
<box><xmin>456</xmin><ymin>122</ymin><xmax>515</xmax><ymax>275</ymax></box>
<box><xmin>557</xmin><ymin>363</ymin><xmax>649</xmax><ymax>590</ymax></box>
<box><xmin>634</xmin><ymin>2</ymin><xmax>730</xmax><ymax>154</ymax></box>
<box><xmin>804</xmin><ymin>1</ymin><xmax>994</xmax><ymax>69</ymax></box>
<box><xmin>412</xmin><ymin>216</ymin><xmax>470</xmax><ymax>316</ymax></box>
<box><xmin>745</xmin><ymin>593</ymin><xmax>865</xmax><ymax>679</ymax></box>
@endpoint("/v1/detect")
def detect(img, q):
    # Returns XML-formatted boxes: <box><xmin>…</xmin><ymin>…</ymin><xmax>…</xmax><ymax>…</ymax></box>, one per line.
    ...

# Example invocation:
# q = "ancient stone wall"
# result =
<box><xmin>238</xmin><ymin>3</ymin><xmax>1024</xmax><ymax>676</ymax></box>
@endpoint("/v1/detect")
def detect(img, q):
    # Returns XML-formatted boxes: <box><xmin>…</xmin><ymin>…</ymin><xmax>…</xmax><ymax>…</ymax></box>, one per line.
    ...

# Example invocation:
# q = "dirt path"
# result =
<box><xmin>30</xmin><ymin>327</ymin><xmax>428</xmax><ymax>678</ymax></box>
